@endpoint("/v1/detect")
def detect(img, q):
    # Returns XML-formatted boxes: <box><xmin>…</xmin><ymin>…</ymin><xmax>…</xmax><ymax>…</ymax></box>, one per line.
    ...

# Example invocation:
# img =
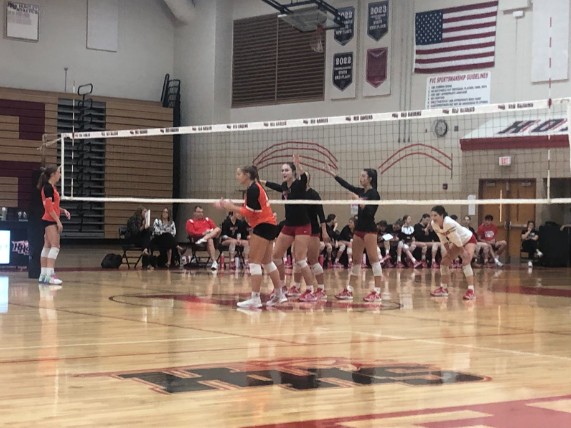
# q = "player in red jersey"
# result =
<box><xmin>216</xmin><ymin>165</ymin><xmax>282</xmax><ymax>308</ymax></box>
<box><xmin>38</xmin><ymin>165</ymin><xmax>70</xmax><ymax>285</ymax></box>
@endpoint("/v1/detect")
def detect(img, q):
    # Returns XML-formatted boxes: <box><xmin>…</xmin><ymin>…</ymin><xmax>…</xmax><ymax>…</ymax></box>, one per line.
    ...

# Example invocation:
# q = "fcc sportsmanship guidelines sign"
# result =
<box><xmin>426</xmin><ymin>71</ymin><xmax>491</xmax><ymax>109</ymax></box>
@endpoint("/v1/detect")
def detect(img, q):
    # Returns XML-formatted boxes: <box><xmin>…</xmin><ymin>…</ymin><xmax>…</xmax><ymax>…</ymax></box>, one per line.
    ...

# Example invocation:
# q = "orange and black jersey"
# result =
<box><xmin>266</xmin><ymin>172</ymin><xmax>310</xmax><ymax>227</ymax></box>
<box><xmin>240</xmin><ymin>181</ymin><xmax>276</xmax><ymax>229</ymax></box>
<box><xmin>41</xmin><ymin>183</ymin><xmax>60</xmax><ymax>222</ymax></box>
<box><xmin>305</xmin><ymin>188</ymin><xmax>325</xmax><ymax>235</ymax></box>
<box><xmin>334</xmin><ymin>176</ymin><xmax>380</xmax><ymax>233</ymax></box>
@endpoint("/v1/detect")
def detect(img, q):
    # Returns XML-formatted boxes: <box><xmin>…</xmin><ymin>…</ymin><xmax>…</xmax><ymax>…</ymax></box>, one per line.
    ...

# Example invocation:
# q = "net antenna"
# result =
<box><xmin>261</xmin><ymin>0</ymin><xmax>345</xmax><ymax>52</ymax></box>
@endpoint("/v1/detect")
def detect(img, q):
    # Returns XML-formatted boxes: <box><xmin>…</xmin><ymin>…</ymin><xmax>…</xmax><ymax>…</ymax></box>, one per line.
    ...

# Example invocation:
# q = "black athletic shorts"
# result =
<box><xmin>253</xmin><ymin>223</ymin><xmax>279</xmax><ymax>241</ymax></box>
<box><xmin>42</xmin><ymin>220</ymin><xmax>57</xmax><ymax>229</ymax></box>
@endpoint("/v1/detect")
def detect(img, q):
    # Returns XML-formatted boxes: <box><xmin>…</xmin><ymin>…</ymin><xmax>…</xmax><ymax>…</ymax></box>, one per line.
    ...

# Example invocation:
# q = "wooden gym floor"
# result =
<box><xmin>0</xmin><ymin>248</ymin><xmax>570</xmax><ymax>427</ymax></box>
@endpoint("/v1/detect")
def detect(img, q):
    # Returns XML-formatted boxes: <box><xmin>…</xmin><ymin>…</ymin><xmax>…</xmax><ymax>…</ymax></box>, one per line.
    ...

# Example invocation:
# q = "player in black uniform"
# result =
<box><xmin>334</xmin><ymin>218</ymin><xmax>354</xmax><ymax>267</ymax></box>
<box><xmin>327</xmin><ymin>166</ymin><xmax>384</xmax><ymax>302</ymax></box>
<box><xmin>261</xmin><ymin>155</ymin><xmax>315</xmax><ymax>301</ymax></box>
<box><xmin>290</xmin><ymin>174</ymin><xmax>329</xmax><ymax>302</ymax></box>
<box><xmin>397</xmin><ymin>215</ymin><xmax>421</xmax><ymax>268</ymax></box>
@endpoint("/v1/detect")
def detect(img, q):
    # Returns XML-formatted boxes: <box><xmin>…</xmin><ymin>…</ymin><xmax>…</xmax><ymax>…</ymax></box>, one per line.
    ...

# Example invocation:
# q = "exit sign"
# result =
<box><xmin>499</xmin><ymin>156</ymin><xmax>512</xmax><ymax>166</ymax></box>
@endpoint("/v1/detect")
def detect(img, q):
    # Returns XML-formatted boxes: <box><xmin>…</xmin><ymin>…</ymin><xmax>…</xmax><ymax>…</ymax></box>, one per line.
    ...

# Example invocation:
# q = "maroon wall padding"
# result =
<box><xmin>0</xmin><ymin>99</ymin><xmax>46</xmax><ymax>141</ymax></box>
<box><xmin>460</xmin><ymin>134</ymin><xmax>569</xmax><ymax>151</ymax></box>
<box><xmin>0</xmin><ymin>160</ymin><xmax>42</xmax><ymax>208</ymax></box>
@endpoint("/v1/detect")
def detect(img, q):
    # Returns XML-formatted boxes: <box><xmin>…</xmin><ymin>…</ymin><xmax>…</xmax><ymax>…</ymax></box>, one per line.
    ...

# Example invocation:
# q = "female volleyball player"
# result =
<box><xmin>429</xmin><ymin>205</ymin><xmax>477</xmax><ymax>301</ymax></box>
<box><xmin>397</xmin><ymin>215</ymin><xmax>421</xmax><ymax>268</ymax></box>
<box><xmin>291</xmin><ymin>173</ymin><xmax>329</xmax><ymax>302</ymax></box>
<box><xmin>327</xmin><ymin>166</ymin><xmax>383</xmax><ymax>302</ymax></box>
<box><xmin>261</xmin><ymin>155</ymin><xmax>315</xmax><ymax>303</ymax></box>
<box><xmin>38</xmin><ymin>165</ymin><xmax>70</xmax><ymax>285</ymax></box>
<box><xmin>216</xmin><ymin>165</ymin><xmax>282</xmax><ymax>308</ymax></box>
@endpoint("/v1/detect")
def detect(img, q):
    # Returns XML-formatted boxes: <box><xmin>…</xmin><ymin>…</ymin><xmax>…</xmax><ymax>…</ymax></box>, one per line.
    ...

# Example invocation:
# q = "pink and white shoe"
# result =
<box><xmin>313</xmin><ymin>288</ymin><xmax>328</xmax><ymax>300</ymax></box>
<box><xmin>431</xmin><ymin>261</ymin><xmax>440</xmax><ymax>269</ymax></box>
<box><xmin>286</xmin><ymin>285</ymin><xmax>301</xmax><ymax>298</ymax></box>
<box><xmin>430</xmin><ymin>286</ymin><xmax>449</xmax><ymax>297</ymax></box>
<box><xmin>298</xmin><ymin>290</ymin><xmax>317</xmax><ymax>302</ymax></box>
<box><xmin>463</xmin><ymin>289</ymin><xmax>476</xmax><ymax>301</ymax></box>
<box><xmin>396</xmin><ymin>261</ymin><xmax>406</xmax><ymax>269</ymax></box>
<box><xmin>335</xmin><ymin>287</ymin><xmax>354</xmax><ymax>300</ymax></box>
<box><xmin>363</xmin><ymin>290</ymin><xmax>382</xmax><ymax>303</ymax></box>
<box><xmin>333</xmin><ymin>262</ymin><xmax>343</xmax><ymax>269</ymax></box>
<box><xmin>413</xmin><ymin>261</ymin><xmax>422</xmax><ymax>269</ymax></box>
<box><xmin>421</xmin><ymin>260</ymin><xmax>428</xmax><ymax>269</ymax></box>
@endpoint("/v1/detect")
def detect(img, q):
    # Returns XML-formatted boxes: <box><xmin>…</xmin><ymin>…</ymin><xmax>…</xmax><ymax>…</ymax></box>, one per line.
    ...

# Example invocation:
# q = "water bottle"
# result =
<box><xmin>220</xmin><ymin>254</ymin><xmax>225</xmax><ymax>268</ymax></box>
<box><xmin>1</xmin><ymin>207</ymin><xmax>6</xmax><ymax>221</ymax></box>
<box><xmin>235</xmin><ymin>256</ymin><xmax>240</xmax><ymax>269</ymax></box>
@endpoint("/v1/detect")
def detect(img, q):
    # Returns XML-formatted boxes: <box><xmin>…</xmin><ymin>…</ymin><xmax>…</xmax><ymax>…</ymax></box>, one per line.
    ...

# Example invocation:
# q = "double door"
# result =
<box><xmin>479</xmin><ymin>180</ymin><xmax>536</xmax><ymax>257</ymax></box>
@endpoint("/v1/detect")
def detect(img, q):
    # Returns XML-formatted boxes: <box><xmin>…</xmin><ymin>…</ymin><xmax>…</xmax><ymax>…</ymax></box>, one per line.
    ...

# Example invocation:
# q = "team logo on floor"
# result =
<box><xmin>77</xmin><ymin>357</ymin><xmax>487</xmax><ymax>395</ymax></box>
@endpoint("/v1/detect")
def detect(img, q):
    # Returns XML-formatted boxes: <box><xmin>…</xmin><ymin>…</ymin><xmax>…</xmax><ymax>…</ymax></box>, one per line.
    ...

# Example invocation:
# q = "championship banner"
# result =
<box><xmin>6</xmin><ymin>2</ymin><xmax>39</xmax><ymax>41</ymax></box>
<box><xmin>327</xmin><ymin>0</ymin><xmax>358</xmax><ymax>100</ymax></box>
<box><xmin>333</xmin><ymin>53</ymin><xmax>354</xmax><ymax>91</ymax></box>
<box><xmin>361</xmin><ymin>0</ymin><xmax>391</xmax><ymax>97</ymax></box>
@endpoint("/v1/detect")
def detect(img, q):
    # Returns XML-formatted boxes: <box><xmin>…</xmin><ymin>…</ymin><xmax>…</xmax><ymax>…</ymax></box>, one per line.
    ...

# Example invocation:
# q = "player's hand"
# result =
<box><xmin>56</xmin><ymin>221</ymin><xmax>63</xmax><ymax>234</ymax></box>
<box><xmin>64</xmin><ymin>209</ymin><xmax>71</xmax><ymax>220</ymax></box>
<box><xmin>293</xmin><ymin>154</ymin><xmax>300</xmax><ymax>167</ymax></box>
<box><xmin>324</xmin><ymin>163</ymin><xmax>336</xmax><ymax>177</ymax></box>
<box><xmin>259</xmin><ymin>180</ymin><xmax>267</xmax><ymax>186</ymax></box>
<box><xmin>221</xmin><ymin>199</ymin><xmax>234</xmax><ymax>211</ymax></box>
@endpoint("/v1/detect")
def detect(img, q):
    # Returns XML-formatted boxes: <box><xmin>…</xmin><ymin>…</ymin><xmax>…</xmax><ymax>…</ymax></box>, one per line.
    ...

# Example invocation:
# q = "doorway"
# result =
<box><xmin>479</xmin><ymin>179</ymin><xmax>537</xmax><ymax>258</ymax></box>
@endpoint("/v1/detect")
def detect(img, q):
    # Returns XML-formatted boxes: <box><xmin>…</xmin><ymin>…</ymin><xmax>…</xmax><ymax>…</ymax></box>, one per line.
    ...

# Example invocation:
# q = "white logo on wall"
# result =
<box><xmin>0</xmin><ymin>231</ymin><xmax>10</xmax><ymax>264</ymax></box>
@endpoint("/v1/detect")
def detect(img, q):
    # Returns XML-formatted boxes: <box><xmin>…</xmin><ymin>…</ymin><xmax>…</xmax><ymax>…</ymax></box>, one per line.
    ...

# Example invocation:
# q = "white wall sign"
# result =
<box><xmin>327</xmin><ymin>1</ymin><xmax>358</xmax><ymax>100</ymax></box>
<box><xmin>425</xmin><ymin>71</ymin><xmax>491</xmax><ymax>109</ymax></box>
<box><xmin>5</xmin><ymin>1</ymin><xmax>39</xmax><ymax>42</ymax></box>
<box><xmin>361</xmin><ymin>0</ymin><xmax>391</xmax><ymax>97</ymax></box>
<box><xmin>0</xmin><ymin>231</ymin><xmax>10</xmax><ymax>264</ymax></box>
<box><xmin>87</xmin><ymin>0</ymin><xmax>119</xmax><ymax>52</ymax></box>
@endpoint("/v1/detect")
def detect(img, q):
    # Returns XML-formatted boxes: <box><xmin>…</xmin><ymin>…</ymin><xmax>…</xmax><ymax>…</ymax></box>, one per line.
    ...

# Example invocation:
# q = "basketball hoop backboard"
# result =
<box><xmin>261</xmin><ymin>0</ymin><xmax>345</xmax><ymax>32</ymax></box>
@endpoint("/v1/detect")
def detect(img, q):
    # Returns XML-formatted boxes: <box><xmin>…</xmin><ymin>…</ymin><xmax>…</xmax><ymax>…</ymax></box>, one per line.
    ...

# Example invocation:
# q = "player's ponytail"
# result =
<box><xmin>241</xmin><ymin>165</ymin><xmax>259</xmax><ymax>181</ymax></box>
<box><xmin>37</xmin><ymin>165</ymin><xmax>58</xmax><ymax>190</ymax></box>
<box><xmin>431</xmin><ymin>205</ymin><xmax>448</xmax><ymax>218</ymax></box>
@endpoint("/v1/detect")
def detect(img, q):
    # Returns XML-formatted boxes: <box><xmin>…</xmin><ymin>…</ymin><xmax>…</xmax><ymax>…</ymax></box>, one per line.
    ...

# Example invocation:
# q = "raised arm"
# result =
<box><xmin>264</xmin><ymin>181</ymin><xmax>283</xmax><ymax>192</ymax></box>
<box><xmin>334</xmin><ymin>175</ymin><xmax>361</xmax><ymax>195</ymax></box>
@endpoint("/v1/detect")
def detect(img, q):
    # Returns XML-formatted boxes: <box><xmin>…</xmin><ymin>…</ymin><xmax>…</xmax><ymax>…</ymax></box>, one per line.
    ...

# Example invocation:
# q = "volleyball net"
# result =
<box><xmin>51</xmin><ymin>98</ymin><xmax>571</xmax><ymax>214</ymax></box>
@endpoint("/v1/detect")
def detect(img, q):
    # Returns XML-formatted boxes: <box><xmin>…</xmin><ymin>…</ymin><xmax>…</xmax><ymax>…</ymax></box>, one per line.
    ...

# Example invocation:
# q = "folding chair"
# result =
<box><xmin>119</xmin><ymin>226</ymin><xmax>145</xmax><ymax>269</ymax></box>
<box><xmin>186</xmin><ymin>236</ymin><xmax>214</xmax><ymax>268</ymax></box>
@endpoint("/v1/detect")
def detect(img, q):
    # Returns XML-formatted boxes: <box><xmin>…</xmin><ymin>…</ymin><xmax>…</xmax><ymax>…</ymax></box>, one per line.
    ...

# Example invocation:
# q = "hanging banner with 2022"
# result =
<box><xmin>334</xmin><ymin>6</ymin><xmax>355</xmax><ymax>46</ymax></box>
<box><xmin>333</xmin><ymin>53</ymin><xmax>354</xmax><ymax>91</ymax></box>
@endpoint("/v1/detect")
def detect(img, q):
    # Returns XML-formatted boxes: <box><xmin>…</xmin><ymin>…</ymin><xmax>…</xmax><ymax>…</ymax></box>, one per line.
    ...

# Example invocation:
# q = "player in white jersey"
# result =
<box><xmin>429</xmin><ymin>205</ymin><xmax>478</xmax><ymax>301</ymax></box>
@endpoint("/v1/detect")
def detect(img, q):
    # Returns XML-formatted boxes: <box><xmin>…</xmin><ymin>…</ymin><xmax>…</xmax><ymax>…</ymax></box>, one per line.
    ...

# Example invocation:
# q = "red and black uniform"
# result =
<box><xmin>334</xmin><ymin>176</ymin><xmax>380</xmax><ymax>239</ymax></box>
<box><xmin>41</xmin><ymin>183</ymin><xmax>60</xmax><ymax>228</ymax></box>
<box><xmin>240</xmin><ymin>181</ymin><xmax>279</xmax><ymax>241</ymax></box>
<box><xmin>305</xmin><ymin>188</ymin><xmax>325</xmax><ymax>238</ymax></box>
<box><xmin>265</xmin><ymin>172</ymin><xmax>311</xmax><ymax>236</ymax></box>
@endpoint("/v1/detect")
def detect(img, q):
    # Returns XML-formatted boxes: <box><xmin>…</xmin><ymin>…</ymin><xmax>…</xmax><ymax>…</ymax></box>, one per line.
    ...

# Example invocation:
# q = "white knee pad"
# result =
<box><xmin>295</xmin><ymin>259</ymin><xmax>308</xmax><ymax>269</ymax></box>
<box><xmin>339</xmin><ymin>244</ymin><xmax>346</xmax><ymax>253</ymax></box>
<box><xmin>440</xmin><ymin>265</ymin><xmax>450</xmax><ymax>275</ymax></box>
<box><xmin>273</xmin><ymin>257</ymin><xmax>283</xmax><ymax>266</ymax></box>
<box><xmin>293</xmin><ymin>263</ymin><xmax>301</xmax><ymax>274</ymax></box>
<box><xmin>347</xmin><ymin>247</ymin><xmax>352</xmax><ymax>256</ymax></box>
<box><xmin>48</xmin><ymin>247</ymin><xmax>60</xmax><ymax>260</ymax></box>
<box><xmin>350</xmin><ymin>264</ymin><xmax>361</xmax><ymax>276</ymax></box>
<box><xmin>462</xmin><ymin>264</ymin><xmax>474</xmax><ymax>277</ymax></box>
<box><xmin>398</xmin><ymin>241</ymin><xmax>404</xmax><ymax>249</ymax></box>
<box><xmin>371</xmin><ymin>261</ymin><xmax>382</xmax><ymax>276</ymax></box>
<box><xmin>263</xmin><ymin>262</ymin><xmax>277</xmax><ymax>274</ymax></box>
<box><xmin>311</xmin><ymin>263</ymin><xmax>323</xmax><ymax>276</ymax></box>
<box><xmin>229</xmin><ymin>243</ymin><xmax>236</xmax><ymax>253</ymax></box>
<box><xmin>249</xmin><ymin>263</ymin><xmax>262</xmax><ymax>275</ymax></box>
<box><xmin>41</xmin><ymin>247</ymin><xmax>50</xmax><ymax>258</ymax></box>
<box><xmin>403</xmin><ymin>243</ymin><xmax>410</xmax><ymax>251</ymax></box>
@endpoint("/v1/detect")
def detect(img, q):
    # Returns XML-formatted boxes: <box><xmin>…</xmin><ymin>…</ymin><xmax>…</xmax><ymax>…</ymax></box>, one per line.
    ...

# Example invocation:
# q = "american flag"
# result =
<box><xmin>414</xmin><ymin>1</ymin><xmax>498</xmax><ymax>74</ymax></box>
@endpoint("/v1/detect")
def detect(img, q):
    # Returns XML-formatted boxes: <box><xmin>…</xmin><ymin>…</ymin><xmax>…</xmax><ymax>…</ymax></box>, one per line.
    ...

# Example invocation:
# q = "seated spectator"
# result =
<box><xmin>397</xmin><ymin>215</ymin><xmax>421</xmax><ymax>268</ymax></box>
<box><xmin>414</xmin><ymin>214</ymin><xmax>432</xmax><ymax>268</ymax></box>
<box><xmin>521</xmin><ymin>220</ymin><xmax>543</xmax><ymax>266</ymax></box>
<box><xmin>376</xmin><ymin>220</ymin><xmax>391</xmax><ymax>265</ymax></box>
<box><xmin>385</xmin><ymin>219</ymin><xmax>403</xmax><ymax>267</ymax></box>
<box><xmin>477</xmin><ymin>214</ymin><xmax>506</xmax><ymax>267</ymax></box>
<box><xmin>323</xmin><ymin>214</ymin><xmax>338</xmax><ymax>266</ymax></box>
<box><xmin>126</xmin><ymin>206</ymin><xmax>152</xmax><ymax>252</ymax></box>
<box><xmin>220</xmin><ymin>212</ymin><xmax>250</xmax><ymax>270</ymax></box>
<box><xmin>186</xmin><ymin>205</ymin><xmax>221</xmax><ymax>270</ymax></box>
<box><xmin>462</xmin><ymin>215</ymin><xmax>484</xmax><ymax>267</ymax></box>
<box><xmin>334</xmin><ymin>217</ymin><xmax>355</xmax><ymax>268</ymax></box>
<box><xmin>152</xmin><ymin>207</ymin><xmax>185</xmax><ymax>268</ymax></box>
